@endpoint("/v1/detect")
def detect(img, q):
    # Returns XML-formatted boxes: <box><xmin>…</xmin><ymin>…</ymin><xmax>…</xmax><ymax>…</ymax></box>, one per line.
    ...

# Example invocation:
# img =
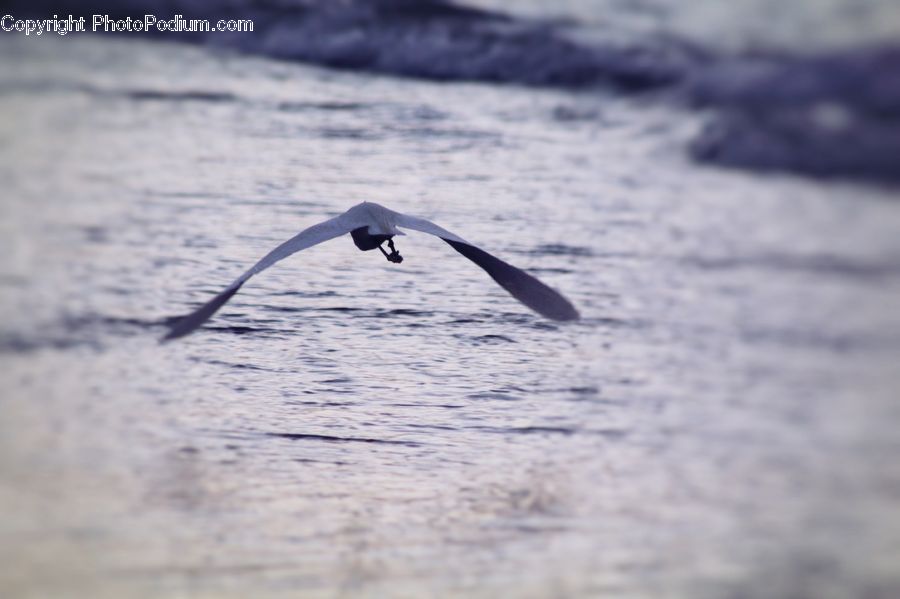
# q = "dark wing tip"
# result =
<box><xmin>442</xmin><ymin>239</ymin><xmax>580</xmax><ymax>322</ymax></box>
<box><xmin>160</xmin><ymin>282</ymin><xmax>244</xmax><ymax>342</ymax></box>
<box><xmin>547</xmin><ymin>298</ymin><xmax>580</xmax><ymax>322</ymax></box>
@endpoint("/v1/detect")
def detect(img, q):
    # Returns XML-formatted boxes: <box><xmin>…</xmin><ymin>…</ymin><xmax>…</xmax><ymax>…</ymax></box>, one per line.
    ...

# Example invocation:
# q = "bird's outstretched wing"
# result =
<box><xmin>392</xmin><ymin>212</ymin><xmax>580</xmax><ymax>321</ymax></box>
<box><xmin>162</xmin><ymin>213</ymin><xmax>360</xmax><ymax>341</ymax></box>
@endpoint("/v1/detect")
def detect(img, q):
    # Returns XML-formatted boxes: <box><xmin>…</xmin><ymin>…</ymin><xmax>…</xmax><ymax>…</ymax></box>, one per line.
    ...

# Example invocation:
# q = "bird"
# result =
<box><xmin>162</xmin><ymin>201</ymin><xmax>579</xmax><ymax>340</ymax></box>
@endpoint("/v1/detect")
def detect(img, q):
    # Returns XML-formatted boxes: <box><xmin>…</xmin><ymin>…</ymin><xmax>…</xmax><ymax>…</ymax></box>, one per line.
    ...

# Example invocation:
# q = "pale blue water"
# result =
<box><xmin>1</xmin><ymin>29</ymin><xmax>899</xmax><ymax>599</ymax></box>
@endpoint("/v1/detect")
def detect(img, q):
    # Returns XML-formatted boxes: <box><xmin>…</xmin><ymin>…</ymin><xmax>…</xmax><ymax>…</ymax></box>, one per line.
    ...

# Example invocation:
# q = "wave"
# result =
<box><xmin>7</xmin><ymin>0</ymin><xmax>699</xmax><ymax>90</ymax></box>
<box><xmin>687</xmin><ymin>45</ymin><xmax>900</xmax><ymax>184</ymax></box>
<box><xmin>6</xmin><ymin>0</ymin><xmax>899</xmax><ymax>183</ymax></box>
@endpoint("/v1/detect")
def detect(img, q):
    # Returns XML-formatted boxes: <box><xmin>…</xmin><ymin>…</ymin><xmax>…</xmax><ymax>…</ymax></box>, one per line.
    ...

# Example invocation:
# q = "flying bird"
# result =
<box><xmin>163</xmin><ymin>202</ymin><xmax>579</xmax><ymax>340</ymax></box>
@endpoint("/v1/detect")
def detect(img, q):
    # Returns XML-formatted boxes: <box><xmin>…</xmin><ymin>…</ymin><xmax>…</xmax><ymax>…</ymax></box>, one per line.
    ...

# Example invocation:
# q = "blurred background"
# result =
<box><xmin>1</xmin><ymin>1</ymin><xmax>899</xmax><ymax>597</ymax></box>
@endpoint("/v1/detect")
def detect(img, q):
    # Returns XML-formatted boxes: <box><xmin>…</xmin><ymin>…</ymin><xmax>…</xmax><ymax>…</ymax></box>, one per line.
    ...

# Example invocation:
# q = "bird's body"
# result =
<box><xmin>344</xmin><ymin>200</ymin><xmax>404</xmax><ymax>237</ymax></box>
<box><xmin>163</xmin><ymin>202</ymin><xmax>578</xmax><ymax>340</ymax></box>
<box><xmin>350</xmin><ymin>227</ymin><xmax>392</xmax><ymax>251</ymax></box>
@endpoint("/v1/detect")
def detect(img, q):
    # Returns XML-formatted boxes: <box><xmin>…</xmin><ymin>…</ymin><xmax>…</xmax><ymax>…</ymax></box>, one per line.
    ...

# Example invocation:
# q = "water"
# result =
<box><xmin>10</xmin><ymin>0</ymin><xmax>899</xmax><ymax>183</ymax></box>
<box><xmin>471</xmin><ymin>0</ymin><xmax>900</xmax><ymax>51</ymax></box>
<box><xmin>1</xmin><ymin>29</ymin><xmax>900</xmax><ymax>599</ymax></box>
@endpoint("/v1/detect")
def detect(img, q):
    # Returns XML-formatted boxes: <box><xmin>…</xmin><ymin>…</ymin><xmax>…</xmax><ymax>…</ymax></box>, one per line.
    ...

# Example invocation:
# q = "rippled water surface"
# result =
<box><xmin>1</xmin><ymin>36</ymin><xmax>900</xmax><ymax>598</ymax></box>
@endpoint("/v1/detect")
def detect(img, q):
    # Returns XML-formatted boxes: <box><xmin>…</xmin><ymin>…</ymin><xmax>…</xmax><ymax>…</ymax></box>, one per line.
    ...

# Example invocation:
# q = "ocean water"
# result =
<box><xmin>1</xmin><ymin>19</ymin><xmax>900</xmax><ymax>599</ymax></box>
<box><xmin>9</xmin><ymin>0</ymin><xmax>899</xmax><ymax>183</ymax></box>
<box><xmin>470</xmin><ymin>0</ymin><xmax>900</xmax><ymax>51</ymax></box>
